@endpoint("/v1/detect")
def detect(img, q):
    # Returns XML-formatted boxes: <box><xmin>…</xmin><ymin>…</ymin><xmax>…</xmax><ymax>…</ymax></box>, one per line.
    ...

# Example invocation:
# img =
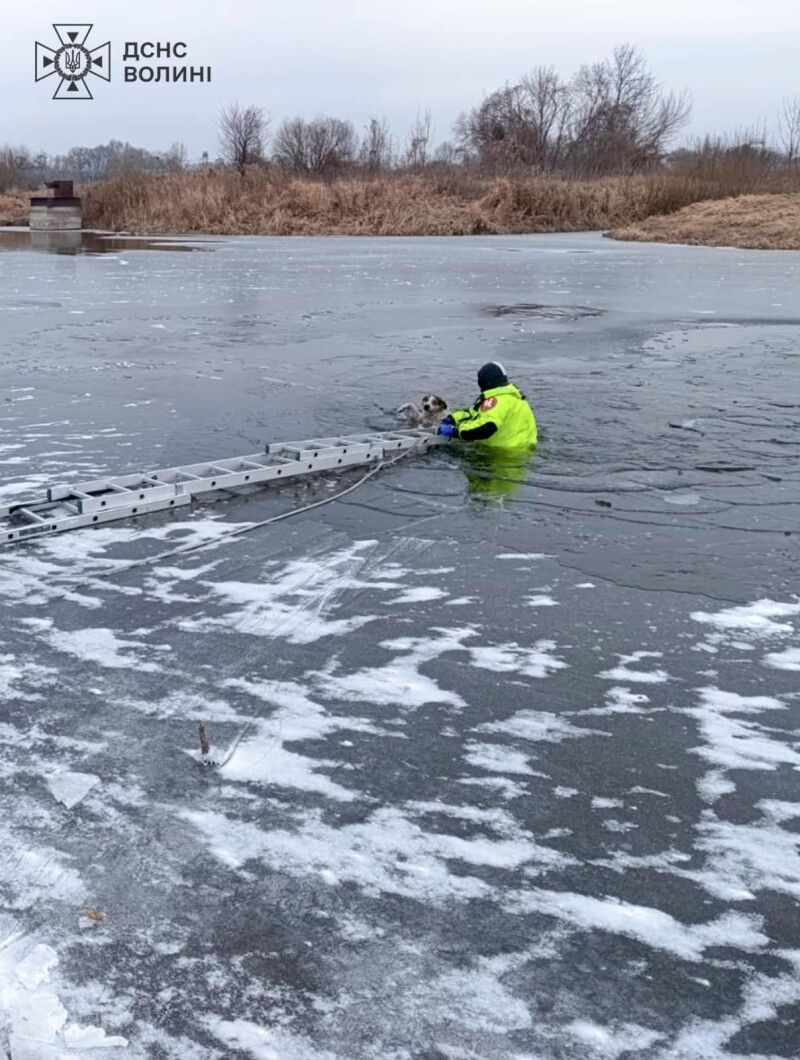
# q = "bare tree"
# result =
<box><xmin>359</xmin><ymin>117</ymin><xmax>393</xmax><ymax>173</ymax></box>
<box><xmin>0</xmin><ymin>146</ymin><xmax>34</xmax><ymax>192</ymax></box>
<box><xmin>163</xmin><ymin>141</ymin><xmax>188</xmax><ymax>172</ymax></box>
<box><xmin>272</xmin><ymin>117</ymin><xmax>307</xmax><ymax>171</ymax></box>
<box><xmin>218</xmin><ymin>103</ymin><xmax>266</xmax><ymax>175</ymax></box>
<box><xmin>405</xmin><ymin>109</ymin><xmax>433</xmax><ymax>168</ymax></box>
<box><xmin>307</xmin><ymin>118</ymin><xmax>356</xmax><ymax>174</ymax></box>
<box><xmin>273</xmin><ymin>117</ymin><xmax>356</xmax><ymax>175</ymax></box>
<box><xmin>567</xmin><ymin>45</ymin><xmax>691</xmax><ymax>174</ymax></box>
<box><xmin>457</xmin><ymin>46</ymin><xmax>689</xmax><ymax>176</ymax></box>
<box><xmin>433</xmin><ymin>141</ymin><xmax>460</xmax><ymax>165</ymax></box>
<box><xmin>778</xmin><ymin>95</ymin><xmax>800</xmax><ymax>163</ymax></box>
<box><xmin>518</xmin><ymin>67</ymin><xmax>572</xmax><ymax>169</ymax></box>
<box><xmin>456</xmin><ymin>67</ymin><xmax>571</xmax><ymax>171</ymax></box>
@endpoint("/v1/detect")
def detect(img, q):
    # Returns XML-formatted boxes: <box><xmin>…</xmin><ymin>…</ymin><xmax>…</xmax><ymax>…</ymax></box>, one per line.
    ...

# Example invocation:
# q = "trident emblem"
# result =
<box><xmin>64</xmin><ymin>48</ymin><xmax>82</xmax><ymax>74</ymax></box>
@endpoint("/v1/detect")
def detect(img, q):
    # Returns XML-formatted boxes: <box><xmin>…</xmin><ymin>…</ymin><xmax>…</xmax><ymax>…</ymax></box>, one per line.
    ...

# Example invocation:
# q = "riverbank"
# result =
<box><xmin>0</xmin><ymin>170</ymin><xmax>719</xmax><ymax>236</ymax></box>
<box><xmin>609</xmin><ymin>192</ymin><xmax>800</xmax><ymax>249</ymax></box>
<box><xmin>4</xmin><ymin>173</ymin><xmax>799</xmax><ymax>245</ymax></box>
<box><xmin>83</xmin><ymin>170</ymin><xmax>708</xmax><ymax>236</ymax></box>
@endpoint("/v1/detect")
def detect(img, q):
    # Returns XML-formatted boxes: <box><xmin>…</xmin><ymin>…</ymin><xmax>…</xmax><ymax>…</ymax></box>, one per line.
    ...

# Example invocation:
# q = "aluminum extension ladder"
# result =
<box><xmin>0</xmin><ymin>428</ymin><xmax>443</xmax><ymax>546</ymax></box>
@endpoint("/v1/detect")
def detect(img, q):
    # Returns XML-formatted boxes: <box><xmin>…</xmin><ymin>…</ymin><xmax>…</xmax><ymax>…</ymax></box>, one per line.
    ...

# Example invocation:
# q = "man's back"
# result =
<box><xmin>451</xmin><ymin>382</ymin><xmax>537</xmax><ymax>450</ymax></box>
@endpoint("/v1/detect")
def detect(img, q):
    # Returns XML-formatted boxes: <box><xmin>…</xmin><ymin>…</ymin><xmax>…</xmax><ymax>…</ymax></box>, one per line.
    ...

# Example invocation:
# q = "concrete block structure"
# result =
<box><xmin>29</xmin><ymin>180</ymin><xmax>82</xmax><ymax>231</ymax></box>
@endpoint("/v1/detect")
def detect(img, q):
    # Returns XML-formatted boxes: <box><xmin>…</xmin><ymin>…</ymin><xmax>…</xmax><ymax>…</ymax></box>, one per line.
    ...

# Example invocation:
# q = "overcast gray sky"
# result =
<box><xmin>6</xmin><ymin>0</ymin><xmax>800</xmax><ymax>158</ymax></box>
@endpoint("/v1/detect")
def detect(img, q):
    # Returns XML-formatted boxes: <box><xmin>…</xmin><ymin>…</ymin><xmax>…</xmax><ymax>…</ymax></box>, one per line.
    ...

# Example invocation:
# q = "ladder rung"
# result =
<box><xmin>16</xmin><ymin>508</ymin><xmax>46</xmax><ymax>524</ymax></box>
<box><xmin>0</xmin><ymin>427</ymin><xmax>443</xmax><ymax>545</ymax></box>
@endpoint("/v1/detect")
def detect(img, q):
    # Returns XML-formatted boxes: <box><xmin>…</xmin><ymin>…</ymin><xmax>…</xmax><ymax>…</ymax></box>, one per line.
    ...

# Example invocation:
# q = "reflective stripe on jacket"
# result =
<box><xmin>450</xmin><ymin>383</ymin><xmax>537</xmax><ymax>450</ymax></box>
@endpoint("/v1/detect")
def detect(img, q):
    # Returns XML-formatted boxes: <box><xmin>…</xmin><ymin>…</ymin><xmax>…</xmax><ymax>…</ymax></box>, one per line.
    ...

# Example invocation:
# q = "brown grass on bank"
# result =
<box><xmin>79</xmin><ymin>169</ymin><xmax>722</xmax><ymax>237</ymax></box>
<box><xmin>0</xmin><ymin>192</ymin><xmax>27</xmax><ymax>226</ymax></box>
<box><xmin>609</xmin><ymin>193</ymin><xmax>800</xmax><ymax>249</ymax></box>
<box><xmin>7</xmin><ymin>167</ymin><xmax>800</xmax><ymax>241</ymax></box>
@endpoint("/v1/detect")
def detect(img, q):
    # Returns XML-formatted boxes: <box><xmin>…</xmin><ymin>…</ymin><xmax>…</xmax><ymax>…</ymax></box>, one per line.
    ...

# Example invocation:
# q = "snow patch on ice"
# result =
<box><xmin>595</xmin><ymin>797</ymin><xmax>800</xmax><ymax>906</ymax></box>
<box><xmin>507</xmin><ymin>889</ymin><xmax>767</xmax><ymax>961</ymax></box>
<box><xmin>598</xmin><ymin>651</ymin><xmax>669</xmax><ymax>684</ymax></box>
<box><xmin>388</xmin><ymin>586</ymin><xmax>448</xmax><ymax>604</ymax></box>
<box><xmin>476</xmin><ymin>709</ymin><xmax>600</xmax><ymax>744</ymax></box>
<box><xmin>63</xmin><ymin>1022</ymin><xmax>129</xmax><ymax>1049</ymax></box>
<box><xmin>207</xmin><ymin>1017</ymin><xmax>336</xmax><ymax>1059</ymax></box>
<box><xmin>468</xmin><ymin>639</ymin><xmax>567</xmax><ymax>679</ymax></box>
<box><xmin>0</xmin><ymin>654</ymin><xmax>58</xmax><ymax>701</ymax></box>
<box><xmin>579</xmin><ymin>687</ymin><xmax>651</xmax><ymax>716</ymax></box>
<box><xmin>657</xmin><ymin>950</ymin><xmax>800</xmax><ymax>1059</ymax></box>
<box><xmin>183</xmin><ymin>801</ymin><xmax>566</xmax><ymax>904</ymax></box>
<box><xmin>0</xmin><ymin>553</ymin><xmax>103</xmax><ymax>609</ymax></box>
<box><xmin>458</xmin><ymin>775</ymin><xmax>529</xmax><ymax>800</ymax></box>
<box><xmin>567</xmin><ymin>1019</ymin><xmax>663</xmax><ymax>1057</ymax></box>
<box><xmin>412</xmin><ymin>956</ymin><xmax>533</xmax><ymax>1036</ymax></box>
<box><xmin>688</xmin><ymin>686</ymin><xmax>797</xmax><ymax>774</ymax></box>
<box><xmin>525</xmin><ymin>594</ymin><xmax>557</xmax><ymax>607</ymax></box>
<box><xmin>464</xmin><ymin>742</ymin><xmax>538</xmax><ymax>777</ymax></box>
<box><xmin>696</xmin><ymin>770</ymin><xmax>735</xmax><ymax>804</ymax></box>
<box><xmin>41</xmin><ymin>625</ymin><xmax>164</xmax><ymax>673</ymax></box>
<box><xmin>691</xmin><ymin>599</ymin><xmax>800</xmax><ymax>638</ymax></box>
<box><xmin>180</xmin><ymin>541</ymin><xmax>397</xmax><ymax>644</ymax></box>
<box><xmin>764</xmin><ymin>646</ymin><xmax>800</xmax><ymax>672</ymax></box>
<box><xmin>217</xmin><ymin>678</ymin><xmax>381</xmax><ymax>800</ymax></box>
<box><xmin>316</xmin><ymin>628</ymin><xmax>473</xmax><ymax>710</ymax></box>
<box><xmin>685</xmin><ymin>800</ymin><xmax>800</xmax><ymax>902</ymax></box>
<box><xmin>591</xmin><ymin>797</ymin><xmax>624</xmax><ymax>809</ymax></box>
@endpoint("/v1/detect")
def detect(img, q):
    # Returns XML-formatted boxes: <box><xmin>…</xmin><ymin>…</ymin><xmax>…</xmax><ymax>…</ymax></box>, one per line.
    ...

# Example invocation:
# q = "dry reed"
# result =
<box><xmin>4</xmin><ymin>167</ymin><xmax>800</xmax><ymax>245</ymax></box>
<box><xmin>610</xmin><ymin>193</ymin><xmax>800</xmax><ymax>249</ymax></box>
<box><xmin>0</xmin><ymin>192</ymin><xmax>27</xmax><ymax>226</ymax></box>
<box><xmin>77</xmin><ymin>169</ymin><xmax>745</xmax><ymax>237</ymax></box>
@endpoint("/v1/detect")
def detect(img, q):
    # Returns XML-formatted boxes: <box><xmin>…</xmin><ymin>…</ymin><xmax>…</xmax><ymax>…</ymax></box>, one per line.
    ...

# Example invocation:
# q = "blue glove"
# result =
<box><xmin>437</xmin><ymin>422</ymin><xmax>457</xmax><ymax>438</ymax></box>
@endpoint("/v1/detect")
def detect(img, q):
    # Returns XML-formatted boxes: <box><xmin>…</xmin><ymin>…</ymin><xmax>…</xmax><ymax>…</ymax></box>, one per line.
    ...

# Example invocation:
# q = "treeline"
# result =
<box><xmin>216</xmin><ymin>46</ymin><xmax>695</xmax><ymax>177</ymax></box>
<box><xmin>3</xmin><ymin>44</ymin><xmax>800</xmax><ymax>194</ymax></box>
<box><xmin>0</xmin><ymin>140</ymin><xmax>188</xmax><ymax>191</ymax></box>
<box><xmin>216</xmin><ymin>47</ymin><xmax>800</xmax><ymax>181</ymax></box>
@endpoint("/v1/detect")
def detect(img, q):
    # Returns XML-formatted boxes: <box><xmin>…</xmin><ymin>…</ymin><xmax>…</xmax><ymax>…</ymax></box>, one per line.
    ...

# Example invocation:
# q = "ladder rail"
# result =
<box><xmin>0</xmin><ymin>428</ymin><xmax>444</xmax><ymax>546</ymax></box>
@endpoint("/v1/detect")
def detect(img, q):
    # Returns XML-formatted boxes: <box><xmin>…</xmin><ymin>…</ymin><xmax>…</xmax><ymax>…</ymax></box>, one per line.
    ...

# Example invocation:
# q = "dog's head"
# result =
<box><xmin>421</xmin><ymin>395</ymin><xmax>447</xmax><ymax>415</ymax></box>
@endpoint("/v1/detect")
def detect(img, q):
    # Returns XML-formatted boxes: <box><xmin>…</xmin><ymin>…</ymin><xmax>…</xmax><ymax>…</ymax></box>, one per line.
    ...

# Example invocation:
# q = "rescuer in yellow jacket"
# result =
<box><xmin>437</xmin><ymin>362</ymin><xmax>537</xmax><ymax>450</ymax></box>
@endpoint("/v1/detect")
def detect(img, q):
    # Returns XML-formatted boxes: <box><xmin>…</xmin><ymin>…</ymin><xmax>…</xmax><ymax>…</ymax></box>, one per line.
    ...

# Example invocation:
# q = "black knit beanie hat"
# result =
<box><xmin>477</xmin><ymin>361</ymin><xmax>508</xmax><ymax>391</ymax></box>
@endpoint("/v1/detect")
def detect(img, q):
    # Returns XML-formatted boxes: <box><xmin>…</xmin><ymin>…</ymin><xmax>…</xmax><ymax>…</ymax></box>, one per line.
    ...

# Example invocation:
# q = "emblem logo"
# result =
<box><xmin>35</xmin><ymin>24</ymin><xmax>111</xmax><ymax>99</ymax></box>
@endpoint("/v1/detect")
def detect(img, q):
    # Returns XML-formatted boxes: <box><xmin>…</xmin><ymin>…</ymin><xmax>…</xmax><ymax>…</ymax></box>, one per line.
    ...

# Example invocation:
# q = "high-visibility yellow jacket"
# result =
<box><xmin>450</xmin><ymin>383</ymin><xmax>537</xmax><ymax>450</ymax></box>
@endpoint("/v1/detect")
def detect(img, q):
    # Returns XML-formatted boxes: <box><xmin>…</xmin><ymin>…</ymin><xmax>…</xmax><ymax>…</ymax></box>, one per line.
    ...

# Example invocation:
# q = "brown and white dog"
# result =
<box><xmin>395</xmin><ymin>395</ymin><xmax>448</xmax><ymax>428</ymax></box>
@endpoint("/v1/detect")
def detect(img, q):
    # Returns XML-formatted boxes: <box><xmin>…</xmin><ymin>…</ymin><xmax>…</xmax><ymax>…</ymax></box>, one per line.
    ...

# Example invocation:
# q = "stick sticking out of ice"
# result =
<box><xmin>199</xmin><ymin>722</ymin><xmax>211</xmax><ymax>759</ymax></box>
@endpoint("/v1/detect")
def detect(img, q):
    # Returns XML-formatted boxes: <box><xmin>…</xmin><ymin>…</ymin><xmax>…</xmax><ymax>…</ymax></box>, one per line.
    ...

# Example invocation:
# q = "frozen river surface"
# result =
<box><xmin>0</xmin><ymin>231</ymin><xmax>798</xmax><ymax>1058</ymax></box>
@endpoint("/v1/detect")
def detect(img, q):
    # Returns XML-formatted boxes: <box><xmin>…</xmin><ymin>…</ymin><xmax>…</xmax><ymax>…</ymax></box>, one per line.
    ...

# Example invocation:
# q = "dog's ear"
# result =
<box><xmin>433</xmin><ymin>396</ymin><xmax>447</xmax><ymax>411</ymax></box>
